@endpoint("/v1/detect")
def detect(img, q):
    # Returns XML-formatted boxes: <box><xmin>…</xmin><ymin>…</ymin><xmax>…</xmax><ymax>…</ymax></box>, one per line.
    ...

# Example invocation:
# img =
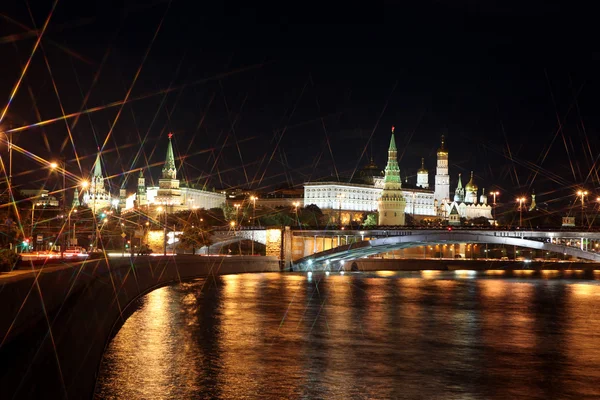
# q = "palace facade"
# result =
<box><xmin>303</xmin><ymin>130</ymin><xmax>492</xmax><ymax>225</ymax></box>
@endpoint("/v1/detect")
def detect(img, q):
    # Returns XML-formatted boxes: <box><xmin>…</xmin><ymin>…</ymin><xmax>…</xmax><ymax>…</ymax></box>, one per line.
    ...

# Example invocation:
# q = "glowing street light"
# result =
<box><xmin>516</xmin><ymin>197</ymin><xmax>526</xmax><ymax>227</ymax></box>
<box><xmin>577</xmin><ymin>190</ymin><xmax>588</xmax><ymax>227</ymax></box>
<box><xmin>490</xmin><ymin>191</ymin><xmax>499</xmax><ymax>225</ymax></box>
<box><xmin>250</xmin><ymin>196</ymin><xmax>257</xmax><ymax>255</ymax></box>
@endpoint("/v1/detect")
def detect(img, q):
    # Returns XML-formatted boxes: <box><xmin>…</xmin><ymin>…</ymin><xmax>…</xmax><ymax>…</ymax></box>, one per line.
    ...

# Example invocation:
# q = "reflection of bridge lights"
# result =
<box><xmin>307</xmin><ymin>271</ymin><xmax>312</xmax><ymax>277</ymax></box>
<box><xmin>340</xmin><ymin>271</ymin><xmax>344</xmax><ymax>275</ymax></box>
<box><xmin>325</xmin><ymin>271</ymin><xmax>330</xmax><ymax>276</ymax></box>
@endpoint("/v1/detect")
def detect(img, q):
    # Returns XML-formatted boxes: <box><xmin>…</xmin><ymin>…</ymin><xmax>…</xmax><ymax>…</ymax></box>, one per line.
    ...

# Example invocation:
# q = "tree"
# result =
<box><xmin>362</xmin><ymin>213</ymin><xmax>378</xmax><ymax>228</ymax></box>
<box><xmin>470</xmin><ymin>216</ymin><xmax>491</xmax><ymax>226</ymax></box>
<box><xmin>178</xmin><ymin>226</ymin><xmax>213</xmax><ymax>254</ymax></box>
<box><xmin>299</xmin><ymin>204</ymin><xmax>325</xmax><ymax>227</ymax></box>
<box><xmin>0</xmin><ymin>249</ymin><xmax>20</xmax><ymax>272</ymax></box>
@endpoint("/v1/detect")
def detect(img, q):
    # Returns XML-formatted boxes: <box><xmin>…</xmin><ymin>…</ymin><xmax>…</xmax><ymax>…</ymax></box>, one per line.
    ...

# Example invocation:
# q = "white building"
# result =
<box><xmin>123</xmin><ymin>135</ymin><xmax>225</xmax><ymax>214</ymax></box>
<box><xmin>82</xmin><ymin>153</ymin><xmax>114</xmax><ymax>213</ymax></box>
<box><xmin>303</xmin><ymin>133</ymin><xmax>491</xmax><ymax>224</ymax></box>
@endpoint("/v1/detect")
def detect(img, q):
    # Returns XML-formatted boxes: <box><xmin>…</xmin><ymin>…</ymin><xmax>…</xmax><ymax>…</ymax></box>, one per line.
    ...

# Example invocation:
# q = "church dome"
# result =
<box><xmin>417</xmin><ymin>158</ymin><xmax>428</xmax><ymax>173</ymax></box>
<box><xmin>465</xmin><ymin>171</ymin><xmax>478</xmax><ymax>191</ymax></box>
<box><xmin>437</xmin><ymin>135</ymin><xmax>448</xmax><ymax>155</ymax></box>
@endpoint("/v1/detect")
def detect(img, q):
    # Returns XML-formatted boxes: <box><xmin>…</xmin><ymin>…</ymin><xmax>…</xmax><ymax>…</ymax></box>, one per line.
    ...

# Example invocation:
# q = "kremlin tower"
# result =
<box><xmin>378</xmin><ymin>127</ymin><xmax>406</xmax><ymax>226</ymax></box>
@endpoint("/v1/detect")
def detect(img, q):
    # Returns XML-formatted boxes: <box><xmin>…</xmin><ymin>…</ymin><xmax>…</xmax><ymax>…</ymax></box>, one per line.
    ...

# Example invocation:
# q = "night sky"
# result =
<box><xmin>1</xmin><ymin>1</ymin><xmax>599</xmax><ymax>209</ymax></box>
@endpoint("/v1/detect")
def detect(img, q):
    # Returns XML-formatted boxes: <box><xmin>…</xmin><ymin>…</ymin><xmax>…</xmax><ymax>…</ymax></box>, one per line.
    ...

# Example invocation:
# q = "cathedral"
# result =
<box><xmin>303</xmin><ymin>128</ymin><xmax>492</xmax><ymax>225</ymax></box>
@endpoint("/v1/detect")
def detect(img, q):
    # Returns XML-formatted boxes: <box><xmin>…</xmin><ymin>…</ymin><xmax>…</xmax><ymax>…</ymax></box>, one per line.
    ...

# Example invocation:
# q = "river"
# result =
<box><xmin>95</xmin><ymin>270</ymin><xmax>600</xmax><ymax>399</ymax></box>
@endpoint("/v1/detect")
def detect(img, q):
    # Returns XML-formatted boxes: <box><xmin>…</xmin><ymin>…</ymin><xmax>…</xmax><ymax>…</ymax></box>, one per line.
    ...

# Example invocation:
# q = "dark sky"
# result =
<box><xmin>1</xmin><ymin>1</ymin><xmax>599</xmax><ymax>208</ymax></box>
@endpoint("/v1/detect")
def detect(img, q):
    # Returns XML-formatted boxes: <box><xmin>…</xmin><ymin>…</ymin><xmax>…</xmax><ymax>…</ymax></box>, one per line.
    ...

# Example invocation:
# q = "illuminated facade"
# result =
<box><xmin>82</xmin><ymin>152</ymin><xmax>113</xmax><ymax>213</ymax></box>
<box><xmin>378</xmin><ymin>129</ymin><xmax>406</xmax><ymax>225</ymax></box>
<box><xmin>303</xmin><ymin>133</ymin><xmax>492</xmax><ymax>223</ymax></box>
<box><xmin>125</xmin><ymin>136</ymin><xmax>225</xmax><ymax>214</ymax></box>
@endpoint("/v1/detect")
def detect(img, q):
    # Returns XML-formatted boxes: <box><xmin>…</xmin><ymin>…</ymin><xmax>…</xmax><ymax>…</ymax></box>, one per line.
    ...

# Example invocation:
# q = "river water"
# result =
<box><xmin>95</xmin><ymin>270</ymin><xmax>600</xmax><ymax>399</ymax></box>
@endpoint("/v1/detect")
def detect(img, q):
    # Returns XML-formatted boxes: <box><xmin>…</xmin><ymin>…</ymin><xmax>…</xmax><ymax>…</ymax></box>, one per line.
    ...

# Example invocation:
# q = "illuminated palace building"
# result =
<box><xmin>303</xmin><ymin>130</ymin><xmax>492</xmax><ymax>225</ymax></box>
<box><xmin>128</xmin><ymin>135</ymin><xmax>225</xmax><ymax>213</ymax></box>
<box><xmin>81</xmin><ymin>135</ymin><xmax>225</xmax><ymax>215</ymax></box>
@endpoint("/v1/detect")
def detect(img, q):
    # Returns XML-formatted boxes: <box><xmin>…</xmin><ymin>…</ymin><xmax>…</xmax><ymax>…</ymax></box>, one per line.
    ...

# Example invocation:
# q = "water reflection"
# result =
<box><xmin>96</xmin><ymin>272</ymin><xmax>600</xmax><ymax>399</ymax></box>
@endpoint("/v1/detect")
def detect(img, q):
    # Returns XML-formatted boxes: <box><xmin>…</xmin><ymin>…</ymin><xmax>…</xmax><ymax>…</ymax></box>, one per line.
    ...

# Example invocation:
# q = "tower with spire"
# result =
<box><xmin>417</xmin><ymin>158</ymin><xmax>429</xmax><ymax>189</ymax></box>
<box><xmin>454</xmin><ymin>173</ymin><xmax>465</xmax><ymax>202</ymax></box>
<box><xmin>378</xmin><ymin>127</ymin><xmax>406</xmax><ymax>226</ymax></box>
<box><xmin>137</xmin><ymin>170</ymin><xmax>147</xmax><ymax>206</ymax></box>
<box><xmin>83</xmin><ymin>150</ymin><xmax>112</xmax><ymax>213</ymax></box>
<box><xmin>155</xmin><ymin>133</ymin><xmax>181</xmax><ymax>207</ymax></box>
<box><xmin>434</xmin><ymin>135</ymin><xmax>450</xmax><ymax>205</ymax></box>
<box><xmin>72</xmin><ymin>188</ymin><xmax>80</xmax><ymax>208</ymax></box>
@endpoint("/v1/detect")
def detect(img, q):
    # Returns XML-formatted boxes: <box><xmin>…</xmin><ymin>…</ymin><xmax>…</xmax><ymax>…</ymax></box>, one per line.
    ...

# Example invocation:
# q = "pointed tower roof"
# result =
<box><xmin>389</xmin><ymin>126</ymin><xmax>397</xmax><ymax>151</ymax></box>
<box><xmin>93</xmin><ymin>151</ymin><xmax>102</xmax><ymax>178</ymax></box>
<box><xmin>383</xmin><ymin>126</ymin><xmax>401</xmax><ymax>186</ymax></box>
<box><xmin>162</xmin><ymin>133</ymin><xmax>176</xmax><ymax>179</ymax></box>
<box><xmin>418</xmin><ymin>157</ymin><xmax>427</xmax><ymax>173</ymax></box>
<box><xmin>139</xmin><ymin>170</ymin><xmax>144</xmax><ymax>178</ymax></box>
<box><xmin>456</xmin><ymin>173</ymin><xmax>463</xmax><ymax>189</ymax></box>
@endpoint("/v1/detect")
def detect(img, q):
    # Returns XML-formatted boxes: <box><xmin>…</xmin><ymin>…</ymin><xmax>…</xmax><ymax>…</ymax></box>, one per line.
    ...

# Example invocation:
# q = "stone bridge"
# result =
<box><xmin>0</xmin><ymin>255</ymin><xmax>280</xmax><ymax>399</ymax></box>
<box><xmin>293</xmin><ymin>230</ymin><xmax>600</xmax><ymax>270</ymax></box>
<box><xmin>210</xmin><ymin>227</ymin><xmax>600</xmax><ymax>268</ymax></box>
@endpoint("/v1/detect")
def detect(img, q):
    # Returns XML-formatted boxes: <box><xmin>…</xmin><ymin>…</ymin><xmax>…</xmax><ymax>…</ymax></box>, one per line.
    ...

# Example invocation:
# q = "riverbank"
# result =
<box><xmin>349</xmin><ymin>258</ymin><xmax>600</xmax><ymax>271</ymax></box>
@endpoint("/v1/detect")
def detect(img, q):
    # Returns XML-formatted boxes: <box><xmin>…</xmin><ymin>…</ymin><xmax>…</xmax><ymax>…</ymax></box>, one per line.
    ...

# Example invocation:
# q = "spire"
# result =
<box><xmin>437</xmin><ymin>135</ymin><xmax>447</xmax><ymax>154</ymax></box>
<box><xmin>454</xmin><ymin>173</ymin><xmax>465</xmax><ymax>203</ymax></box>
<box><xmin>162</xmin><ymin>133</ymin><xmax>176</xmax><ymax>180</ymax></box>
<box><xmin>72</xmin><ymin>188</ymin><xmax>80</xmax><ymax>208</ymax></box>
<box><xmin>384</xmin><ymin>128</ymin><xmax>401</xmax><ymax>186</ymax></box>
<box><xmin>418</xmin><ymin>157</ymin><xmax>427</xmax><ymax>173</ymax></box>
<box><xmin>388</xmin><ymin>126</ymin><xmax>397</xmax><ymax>151</ymax></box>
<box><xmin>93</xmin><ymin>152</ymin><xmax>102</xmax><ymax>178</ymax></box>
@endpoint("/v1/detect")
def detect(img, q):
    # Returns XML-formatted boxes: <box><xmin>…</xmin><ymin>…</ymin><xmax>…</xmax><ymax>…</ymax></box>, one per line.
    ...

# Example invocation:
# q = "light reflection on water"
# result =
<box><xmin>95</xmin><ymin>271</ymin><xmax>600</xmax><ymax>399</ymax></box>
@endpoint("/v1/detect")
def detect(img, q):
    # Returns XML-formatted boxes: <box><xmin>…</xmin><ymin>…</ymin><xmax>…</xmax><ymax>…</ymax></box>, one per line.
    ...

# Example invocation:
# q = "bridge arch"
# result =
<box><xmin>0</xmin><ymin>256</ymin><xmax>280</xmax><ymax>399</ymax></box>
<box><xmin>294</xmin><ymin>232</ymin><xmax>600</xmax><ymax>270</ymax></box>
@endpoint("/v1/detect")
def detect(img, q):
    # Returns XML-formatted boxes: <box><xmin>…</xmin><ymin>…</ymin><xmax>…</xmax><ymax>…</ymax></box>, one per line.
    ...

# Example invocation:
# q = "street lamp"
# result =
<box><xmin>250</xmin><ymin>196</ymin><xmax>257</xmax><ymax>255</ymax></box>
<box><xmin>51</xmin><ymin>160</ymin><xmax>67</xmax><ymax>256</ymax></box>
<box><xmin>157</xmin><ymin>206</ymin><xmax>167</xmax><ymax>256</ymax></box>
<box><xmin>577</xmin><ymin>190</ymin><xmax>588</xmax><ymax>227</ymax></box>
<box><xmin>234</xmin><ymin>203</ymin><xmax>241</xmax><ymax>227</ymax></box>
<box><xmin>293</xmin><ymin>201</ymin><xmax>300</xmax><ymax>227</ymax></box>
<box><xmin>490</xmin><ymin>191</ymin><xmax>499</xmax><ymax>225</ymax></box>
<box><xmin>517</xmin><ymin>197</ymin><xmax>526</xmax><ymax>227</ymax></box>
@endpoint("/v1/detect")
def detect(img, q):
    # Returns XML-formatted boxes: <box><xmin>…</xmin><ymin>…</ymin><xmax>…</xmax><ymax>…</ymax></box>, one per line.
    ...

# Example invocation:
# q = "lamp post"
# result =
<box><xmin>337</xmin><ymin>193</ymin><xmax>344</xmax><ymax>226</ymax></box>
<box><xmin>234</xmin><ymin>203</ymin><xmax>241</xmax><ymax>226</ymax></box>
<box><xmin>577</xmin><ymin>190</ymin><xmax>588</xmax><ymax>227</ymax></box>
<box><xmin>293</xmin><ymin>201</ymin><xmax>300</xmax><ymax>227</ymax></box>
<box><xmin>157</xmin><ymin>206</ymin><xmax>168</xmax><ymax>256</ymax></box>
<box><xmin>491</xmin><ymin>191</ymin><xmax>499</xmax><ymax>225</ymax></box>
<box><xmin>51</xmin><ymin>160</ymin><xmax>67</xmax><ymax>256</ymax></box>
<box><xmin>250</xmin><ymin>196</ymin><xmax>257</xmax><ymax>255</ymax></box>
<box><xmin>517</xmin><ymin>197</ymin><xmax>526</xmax><ymax>227</ymax></box>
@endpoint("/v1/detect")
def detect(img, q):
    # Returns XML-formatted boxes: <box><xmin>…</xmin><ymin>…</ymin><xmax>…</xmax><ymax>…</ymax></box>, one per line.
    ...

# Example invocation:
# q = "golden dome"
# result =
<box><xmin>465</xmin><ymin>171</ymin><xmax>478</xmax><ymax>191</ymax></box>
<box><xmin>417</xmin><ymin>157</ymin><xmax>428</xmax><ymax>173</ymax></box>
<box><xmin>437</xmin><ymin>135</ymin><xmax>448</xmax><ymax>155</ymax></box>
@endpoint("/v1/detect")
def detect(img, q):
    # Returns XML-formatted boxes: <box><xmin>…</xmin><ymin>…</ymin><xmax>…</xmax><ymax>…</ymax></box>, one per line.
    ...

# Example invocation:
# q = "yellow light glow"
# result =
<box><xmin>50</xmin><ymin>162</ymin><xmax>58</xmax><ymax>169</ymax></box>
<box><xmin>81</xmin><ymin>180</ymin><xmax>89</xmax><ymax>189</ymax></box>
